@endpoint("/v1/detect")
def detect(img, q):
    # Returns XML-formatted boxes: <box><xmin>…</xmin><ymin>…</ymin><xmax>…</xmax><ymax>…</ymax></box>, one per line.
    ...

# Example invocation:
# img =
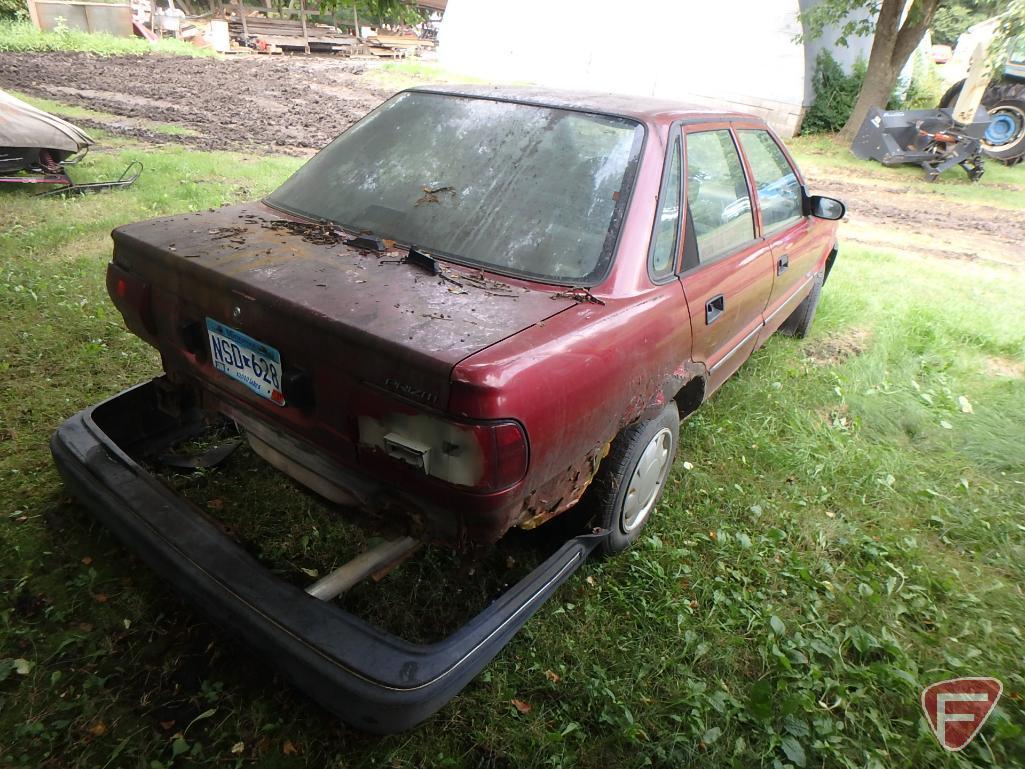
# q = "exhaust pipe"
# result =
<box><xmin>305</xmin><ymin>536</ymin><xmax>420</xmax><ymax>601</ymax></box>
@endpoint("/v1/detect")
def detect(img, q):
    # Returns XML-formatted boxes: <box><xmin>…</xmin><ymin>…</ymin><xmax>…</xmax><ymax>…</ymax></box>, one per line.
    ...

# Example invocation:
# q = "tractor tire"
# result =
<box><xmin>980</xmin><ymin>82</ymin><xmax>1025</xmax><ymax>165</ymax></box>
<box><xmin>941</xmin><ymin>80</ymin><xmax>1025</xmax><ymax>165</ymax></box>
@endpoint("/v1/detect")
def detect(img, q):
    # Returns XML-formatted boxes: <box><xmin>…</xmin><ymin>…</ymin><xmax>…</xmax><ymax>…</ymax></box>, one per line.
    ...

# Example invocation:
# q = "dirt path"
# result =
<box><xmin>2</xmin><ymin>51</ymin><xmax>1022</xmax><ymax>266</ymax></box>
<box><xmin>0</xmin><ymin>51</ymin><xmax>391</xmax><ymax>154</ymax></box>
<box><xmin>803</xmin><ymin>168</ymin><xmax>1025</xmax><ymax>267</ymax></box>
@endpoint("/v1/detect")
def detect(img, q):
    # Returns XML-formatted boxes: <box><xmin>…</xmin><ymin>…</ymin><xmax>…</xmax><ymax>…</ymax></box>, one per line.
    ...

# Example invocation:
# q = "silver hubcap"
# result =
<box><xmin>621</xmin><ymin>427</ymin><xmax>673</xmax><ymax>533</ymax></box>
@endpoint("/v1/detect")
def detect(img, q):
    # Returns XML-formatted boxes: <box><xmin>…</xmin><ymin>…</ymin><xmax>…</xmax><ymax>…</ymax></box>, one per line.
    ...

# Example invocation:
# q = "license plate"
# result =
<box><xmin>206</xmin><ymin>318</ymin><xmax>285</xmax><ymax>406</ymax></box>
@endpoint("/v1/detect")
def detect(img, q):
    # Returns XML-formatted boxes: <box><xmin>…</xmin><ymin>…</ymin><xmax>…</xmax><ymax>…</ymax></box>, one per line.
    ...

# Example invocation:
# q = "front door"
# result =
<box><xmin>679</xmin><ymin>126</ymin><xmax>774</xmax><ymax>394</ymax></box>
<box><xmin>735</xmin><ymin>128</ymin><xmax>819</xmax><ymax>333</ymax></box>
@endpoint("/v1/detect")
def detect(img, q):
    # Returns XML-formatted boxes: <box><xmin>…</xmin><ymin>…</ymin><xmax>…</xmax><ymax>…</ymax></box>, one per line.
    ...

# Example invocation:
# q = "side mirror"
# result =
<box><xmin>810</xmin><ymin>195</ymin><xmax>846</xmax><ymax>221</ymax></box>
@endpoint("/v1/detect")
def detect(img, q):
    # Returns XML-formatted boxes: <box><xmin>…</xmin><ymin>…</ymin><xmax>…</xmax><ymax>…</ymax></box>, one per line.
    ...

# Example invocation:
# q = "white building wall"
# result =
<box><xmin>438</xmin><ymin>0</ymin><xmax>811</xmax><ymax>136</ymax></box>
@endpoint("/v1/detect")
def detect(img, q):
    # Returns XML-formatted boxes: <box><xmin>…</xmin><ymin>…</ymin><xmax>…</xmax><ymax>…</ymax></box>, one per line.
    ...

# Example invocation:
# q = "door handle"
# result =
<box><xmin>777</xmin><ymin>253</ymin><xmax>790</xmax><ymax>275</ymax></box>
<box><xmin>705</xmin><ymin>294</ymin><xmax>725</xmax><ymax>325</ymax></box>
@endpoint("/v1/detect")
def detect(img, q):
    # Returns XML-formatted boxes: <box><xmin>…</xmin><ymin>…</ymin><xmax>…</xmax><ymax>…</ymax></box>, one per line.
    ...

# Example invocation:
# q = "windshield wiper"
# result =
<box><xmin>345</xmin><ymin>234</ymin><xmax>388</xmax><ymax>252</ymax></box>
<box><xmin>404</xmin><ymin>246</ymin><xmax>439</xmax><ymax>275</ymax></box>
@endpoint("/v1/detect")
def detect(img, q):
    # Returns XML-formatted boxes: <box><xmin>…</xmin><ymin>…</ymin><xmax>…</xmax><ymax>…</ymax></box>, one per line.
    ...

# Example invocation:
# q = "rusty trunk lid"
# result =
<box><xmin>111</xmin><ymin>202</ymin><xmax>579</xmax><ymax>409</ymax></box>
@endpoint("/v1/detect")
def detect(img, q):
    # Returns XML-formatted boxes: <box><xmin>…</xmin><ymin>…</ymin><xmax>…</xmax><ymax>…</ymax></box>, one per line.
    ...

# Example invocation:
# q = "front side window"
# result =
<box><xmin>685</xmin><ymin>130</ymin><xmax>754</xmax><ymax>262</ymax></box>
<box><xmin>737</xmin><ymin>130</ymin><xmax>803</xmax><ymax>232</ymax></box>
<box><xmin>650</xmin><ymin>139</ymin><xmax>681</xmax><ymax>278</ymax></box>
<box><xmin>266</xmin><ymin>91</ymin><xmax>644</xmax><ymax>284</ymax></box>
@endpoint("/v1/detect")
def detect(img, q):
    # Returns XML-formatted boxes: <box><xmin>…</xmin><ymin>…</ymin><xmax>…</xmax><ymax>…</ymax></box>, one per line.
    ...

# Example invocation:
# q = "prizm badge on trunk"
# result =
<box><xmin>384</xmin><ymin>377</ymin><xmax>439</xmax><ymax>406</ymax></box>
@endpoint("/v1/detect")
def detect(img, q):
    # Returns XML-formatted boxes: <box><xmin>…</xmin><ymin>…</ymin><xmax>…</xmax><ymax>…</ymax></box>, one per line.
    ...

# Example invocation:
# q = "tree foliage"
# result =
<box><xmin>314</xmin><ymin>0</ymin><xmax>424</xmax><ymax>26</ymax></box>
<box><xmin>932</xmin><ymin>0</ymin><xmax>1010</xmax><ymax>46</ymax></box>
<box><xmin>0</xmin><ymin>0</ymin><xmax>26</xmax><ymax>21</ymax></box>
<box><xmin>992</xmin><ymin>0</ymin><xmax>1025</xmax><ymax>65</ymax></box>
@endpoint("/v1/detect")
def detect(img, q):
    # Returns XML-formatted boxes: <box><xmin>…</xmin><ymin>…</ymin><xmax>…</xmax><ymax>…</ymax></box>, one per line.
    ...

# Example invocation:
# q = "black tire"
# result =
<box><xmin>586</xmin><ymin>402</ymin><xmax>679</xmax><ymax>555</ymax></box>
<box><xmin>938</xmin><ymin>80</ymin><xmax>963</xmax><ymax>109</ymax></box>
<box><xmin>778</xmin><ymin>271</ymin><xmax>824</xmax><ymax>339</ymax></box>
<box><xmin>980</xmin><ymin>82</ymin><xmax>1025</xmax><ymax>164</ymax></box>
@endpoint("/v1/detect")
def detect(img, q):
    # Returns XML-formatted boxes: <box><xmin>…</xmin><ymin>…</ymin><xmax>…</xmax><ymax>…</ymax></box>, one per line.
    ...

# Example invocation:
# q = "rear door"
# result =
<box><xmin>734</xmin><ymin>128</ymin><xmax>819</xmax><ymax>333</ymax></box>
<box><xmin>679</xmin><ymin>125</ymin><xmax>774</xmax><ymax>393</ymax></box>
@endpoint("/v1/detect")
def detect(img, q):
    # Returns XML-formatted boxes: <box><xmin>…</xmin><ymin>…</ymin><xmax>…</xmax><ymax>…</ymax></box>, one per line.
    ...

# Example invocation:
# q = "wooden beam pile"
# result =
<box><xmin>228</xmin><ymin>14</ymin><xmax>358</xmax><ymax>53</ymax></box>
<box><xmin>364</xmin><ymin>33</ymin><xmax>435</xmax><ymax>58</ymax></box>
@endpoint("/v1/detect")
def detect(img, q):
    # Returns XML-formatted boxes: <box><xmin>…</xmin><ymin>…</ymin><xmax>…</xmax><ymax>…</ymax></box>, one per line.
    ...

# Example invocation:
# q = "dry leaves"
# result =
<box><xmin>511</xmin><ymin>699</ymin><xmax>532</xmax><ymax>715</ymax></box>
<box><xmin>88</xmin><ymin>721</ymin><xmax>108</xmax><ymax>737</ymax></box>
<box><xmin>544</xmin><ymin>669</ymin><xmax>561</xmax><ymax>683</ymax></box>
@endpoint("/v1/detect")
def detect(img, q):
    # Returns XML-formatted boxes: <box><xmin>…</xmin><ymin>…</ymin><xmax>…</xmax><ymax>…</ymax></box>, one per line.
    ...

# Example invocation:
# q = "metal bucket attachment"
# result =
<box><xmin>851</xmin><ymin>106</ymin><xmax>990</xmax><ymax>182</ymax></box>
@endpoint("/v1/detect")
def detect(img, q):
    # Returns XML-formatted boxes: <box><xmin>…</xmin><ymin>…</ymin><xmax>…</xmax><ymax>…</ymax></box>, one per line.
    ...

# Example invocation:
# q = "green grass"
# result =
<box><xmin>366</xmin><ymin>59</ymin><xmax>497</xmax><ymax>91</ymax></box>
<box><xmin>0</xmin><ymin>20</ymin><xmax>215</xmax><ymax>57</ymax></box>
<box><xmin>789</xmin><ymin>133</ymin><xmax>1025</xmax><ymax>210</ymax></box>
<box><xmin>1</xmin><ymin>132</ymin><xmax>1024</xmax><ymax>768</ymax></box>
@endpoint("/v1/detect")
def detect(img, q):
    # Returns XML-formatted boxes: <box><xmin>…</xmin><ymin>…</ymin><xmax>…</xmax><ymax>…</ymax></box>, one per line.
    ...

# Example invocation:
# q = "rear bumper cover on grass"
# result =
<box><xmin>50</xmin><ymin>379</ymin><xmax>605</xmax><ymax>733</ymax></box>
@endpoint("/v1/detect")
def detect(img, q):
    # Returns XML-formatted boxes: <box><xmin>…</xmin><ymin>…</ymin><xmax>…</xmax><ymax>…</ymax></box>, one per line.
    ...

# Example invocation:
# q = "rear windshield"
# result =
<box><xmin>266</xmin><ymin>91</ymin><xmax>644</xmax><ymax>284</ymax></box>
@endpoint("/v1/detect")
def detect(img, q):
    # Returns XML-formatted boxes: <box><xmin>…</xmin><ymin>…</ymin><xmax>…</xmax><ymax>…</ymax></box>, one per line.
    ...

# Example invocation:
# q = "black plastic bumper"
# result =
<box><xmin>50</xmin><ymin>379</ymin><xmax>604</xmax><ymax>733</ymax></box>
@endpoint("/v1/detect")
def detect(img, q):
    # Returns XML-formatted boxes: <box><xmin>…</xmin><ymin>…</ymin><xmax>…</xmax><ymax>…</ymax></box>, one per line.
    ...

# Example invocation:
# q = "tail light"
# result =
<box><xmin>358</xmin><ymin>412</ymin><xmax>528</xmax><ymax>493</ymax></box>
<box><xmin>107</xmin><ymin>262</ymin><xmax>156</xmax><ymax>338</ymax></box>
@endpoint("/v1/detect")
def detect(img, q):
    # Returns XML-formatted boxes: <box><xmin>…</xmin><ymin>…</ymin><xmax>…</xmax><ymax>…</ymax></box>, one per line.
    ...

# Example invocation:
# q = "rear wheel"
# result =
<box><xmin>981</xmin><ymin>83</ymin><xmax>1025</xmax><ymax>165</ymax></box>
<box><xmin>587</xmin><ymin>402</ymin><xmax>679</xmax><ymax>555</ymax></box>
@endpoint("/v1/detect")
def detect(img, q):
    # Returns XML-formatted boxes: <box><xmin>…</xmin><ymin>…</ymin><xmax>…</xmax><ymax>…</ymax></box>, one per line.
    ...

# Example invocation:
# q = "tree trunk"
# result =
<box><xmin>839</xmin><ymin>0</ymin><xmax>942</xmax><ymax>142</ymax></box>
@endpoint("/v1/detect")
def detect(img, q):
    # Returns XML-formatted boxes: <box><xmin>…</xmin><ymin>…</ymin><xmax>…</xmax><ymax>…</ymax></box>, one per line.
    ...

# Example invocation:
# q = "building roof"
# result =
<box><xmin>408</xmin><ymin>84</ymin><xmax>758</xmax><ymax>125</ymax></box>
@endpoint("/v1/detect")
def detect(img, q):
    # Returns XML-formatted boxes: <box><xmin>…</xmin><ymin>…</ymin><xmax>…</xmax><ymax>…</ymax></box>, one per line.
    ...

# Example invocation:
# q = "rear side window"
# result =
<box><xmin>650</xmin><ymin>139</ymin><xmax>681</xmax><ymax>279</ymax></box>
<box><xmin>737</xmin><ymin>130</ymin><xmax>803</xmax><ymax>232</ymax></box>
<box><xmin>685</xmin><ymin>130</ymin><xmax>754</xmax><ymax>262</ymax></box>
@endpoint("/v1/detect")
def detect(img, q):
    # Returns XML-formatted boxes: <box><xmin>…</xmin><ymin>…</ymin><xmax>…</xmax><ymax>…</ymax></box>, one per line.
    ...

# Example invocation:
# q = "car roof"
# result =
<box><xmin>407</xmin><ymin>84</ymin><xmax>761</xmax><ymax>126</ymax></box>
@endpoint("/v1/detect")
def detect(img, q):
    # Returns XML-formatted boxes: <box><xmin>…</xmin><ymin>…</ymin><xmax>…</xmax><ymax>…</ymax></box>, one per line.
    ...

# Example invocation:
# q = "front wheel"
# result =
<box><xmin>778</xmin><ymin>271</ymin><xmax>824</xmax><ymax>339</ymax></box>
<box><xmin>587</xmin><ymin>402</ymin><xmax>679</xmax><ymax>555</ymax></box>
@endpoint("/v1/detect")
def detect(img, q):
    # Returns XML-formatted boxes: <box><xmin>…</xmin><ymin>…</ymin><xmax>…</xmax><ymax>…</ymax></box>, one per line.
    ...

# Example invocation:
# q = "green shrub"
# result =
<box><xmin>801</xmin><ymin>51</ymin><xmax>867</xmax><ymax>134</ymax></box>
<box><xmin>801</xmin><ymin>50</ymin><xmax>921</xmax><ymax>134</ymax></box>
<box><xmin>0</xmin><ymin>19</ymin><xmax>216</xmax><ymax>56</ymax></box>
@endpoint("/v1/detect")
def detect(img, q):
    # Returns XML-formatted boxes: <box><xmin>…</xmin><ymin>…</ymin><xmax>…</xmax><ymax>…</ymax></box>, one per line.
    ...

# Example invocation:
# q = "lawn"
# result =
<box><xmin>1</xmin><ymin>126</ymin><xmax>1023</xmax><ymax>769</ymax></box>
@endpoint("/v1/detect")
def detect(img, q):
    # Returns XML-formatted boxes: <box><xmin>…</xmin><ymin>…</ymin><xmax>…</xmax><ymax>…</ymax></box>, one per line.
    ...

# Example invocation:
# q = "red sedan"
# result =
<box><xmin>53</xmin><ymin>86</ymin><xmax>844</xmax><ymax>731</ymax></box>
